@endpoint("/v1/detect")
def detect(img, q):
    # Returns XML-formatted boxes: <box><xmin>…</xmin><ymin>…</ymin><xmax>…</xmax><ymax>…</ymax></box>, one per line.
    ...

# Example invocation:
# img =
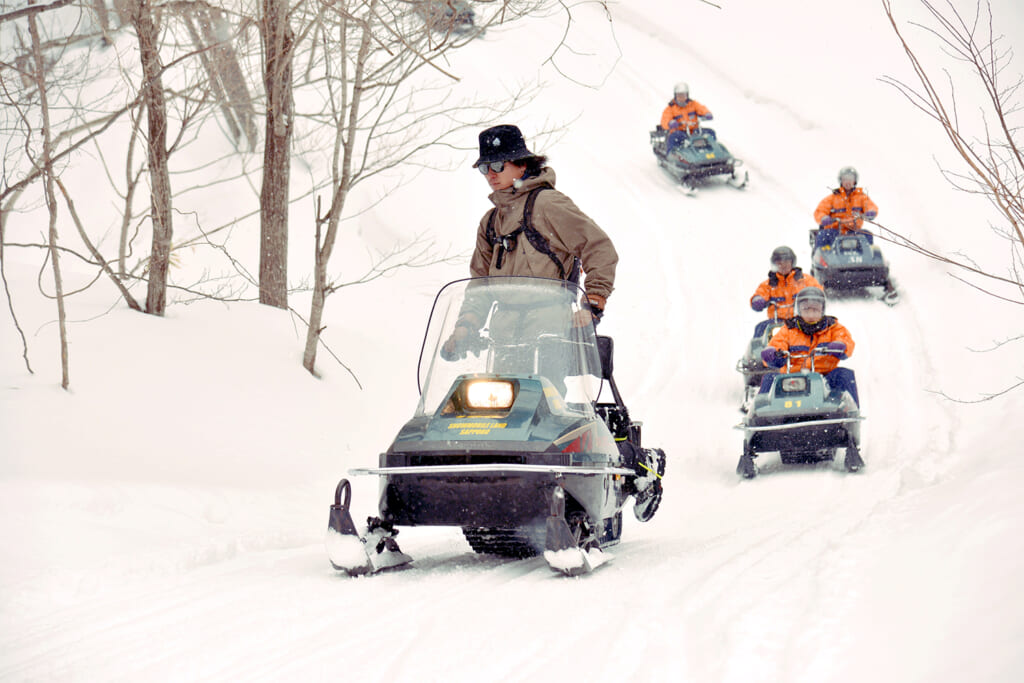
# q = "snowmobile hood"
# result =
<box><xmin>388</xmin><ymin>374</ymin><xmax>618</xmax><ymax>461</ymax></box>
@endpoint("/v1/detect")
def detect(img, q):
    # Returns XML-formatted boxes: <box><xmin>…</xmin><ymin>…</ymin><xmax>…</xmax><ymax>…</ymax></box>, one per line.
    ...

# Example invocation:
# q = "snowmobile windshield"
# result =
<box><xmin>416</xmin><ymin>277</ymin><xmax>603</xmax><ymax>417</ymax></box>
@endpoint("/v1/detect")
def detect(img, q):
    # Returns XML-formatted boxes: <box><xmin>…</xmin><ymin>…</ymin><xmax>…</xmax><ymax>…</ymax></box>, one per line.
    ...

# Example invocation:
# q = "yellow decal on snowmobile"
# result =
<box><xmin>449</xmin><ymin>421</ymin><xmax>507</xmax><ymax>435</ymax></box>
<box><xmin>705</xmin><ymin>153</ymin><xmax>715</xmax><ymax>159</ymax></box>
<box><xmin>784</xmin><ymin>400</ymin><xmax>803</xmax><ymax>408</ymax></box>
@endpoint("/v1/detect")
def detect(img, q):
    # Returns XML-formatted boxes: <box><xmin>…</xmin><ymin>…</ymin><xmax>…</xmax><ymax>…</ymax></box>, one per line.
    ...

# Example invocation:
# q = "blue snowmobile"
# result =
<box><xmin>809</xmin><ymin>218</ymin><xmax>898</xmax><ymax>305</ymax></box>
<box><xmin>735</xmin><ymin>302</ymin><xmax>792</xmax><ymax>413</ymax></box>
<box><xmin>650</xmin><ymin>121</ymin><xmax>748</xmax><ymax>195</ymax></box>
<box><xmin>326</xmin><ymin>276</ymin><xmax>665</xmax><ymax>577</ymax></box>
<box><xmin>735</xmin><ymin>346</ymin><xmax>865</xmax><ymax>478</ymax></box>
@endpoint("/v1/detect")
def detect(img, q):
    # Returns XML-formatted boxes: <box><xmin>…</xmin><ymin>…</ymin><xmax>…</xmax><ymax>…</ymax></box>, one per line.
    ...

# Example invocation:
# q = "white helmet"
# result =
<box><xmin>673</xmin><ymin>82</ymin><xmax>690</xmax><ymax>98</ymax></box>
<box><xmin>838</xmin><ymin>166</ymin><xmax>858</xmax><ymax>186</ymax></box>
<box><xmin>795</xmin><ymin>286</ymin><xmax>827</xmax><ymax>318</ymax></box>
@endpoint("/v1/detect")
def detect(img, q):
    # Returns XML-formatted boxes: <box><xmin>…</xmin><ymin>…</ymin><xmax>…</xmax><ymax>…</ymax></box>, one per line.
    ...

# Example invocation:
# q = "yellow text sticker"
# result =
<box><xmin>449</xmin><ymin>421</ymin><xmax>507</xmax><ymax>435</ymax></box>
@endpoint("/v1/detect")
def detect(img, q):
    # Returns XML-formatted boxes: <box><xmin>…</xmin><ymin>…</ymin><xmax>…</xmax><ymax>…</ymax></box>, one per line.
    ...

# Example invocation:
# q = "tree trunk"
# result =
<box><xmin>302</xmin><ymin>231</ymin><xmax>327</xmax><ymax>374</ymax></box>
<box><xmin>205</xmin><ymin>7</ymin><xmax>258</xmax><ymax>150</ymax></box>
<box><xmin>259</xmin><ymin>0</ymin><xmax>294</xmax><ymax>309</ymax></box>
<box><xmin>28</xmin><ymin>4</ymin><xmax>70</xmax><ymax>388</ymax></box>
<box><xmin>132</xmin><ymin>0</ymin><xmax>174</xmax><ymax>315</ymax></box>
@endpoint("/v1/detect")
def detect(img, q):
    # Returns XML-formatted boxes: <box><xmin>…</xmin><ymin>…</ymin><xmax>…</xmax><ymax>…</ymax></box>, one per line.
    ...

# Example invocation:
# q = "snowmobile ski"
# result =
<box><xmin>543</xmin><ymin>486</ymin><xmax>612</xmax><ymax>576</ymax></box>
<box><xmin>325</xmin><ymin>479</ymin><xmax>412</xmax><ymax>576</ymax></box>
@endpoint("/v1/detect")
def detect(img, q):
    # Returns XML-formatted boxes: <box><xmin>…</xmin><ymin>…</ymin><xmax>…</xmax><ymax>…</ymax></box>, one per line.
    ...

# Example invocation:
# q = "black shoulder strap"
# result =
<box><xmin>485</xmin><ymin>185</ymin><xmax>578</xmax><ymax>283</ymax></box>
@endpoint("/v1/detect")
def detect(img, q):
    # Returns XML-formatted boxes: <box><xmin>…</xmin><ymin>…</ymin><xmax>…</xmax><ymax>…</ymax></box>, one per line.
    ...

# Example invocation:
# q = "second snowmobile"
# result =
<box><xmin>326</xmin><ymin>276</ymin><xmax>665</xmax><ymax>577</ymax></box>
<box><xmin>809</xmin><ymin>221</ymin><xmax>898</xmax><ymax>305</ymax></box>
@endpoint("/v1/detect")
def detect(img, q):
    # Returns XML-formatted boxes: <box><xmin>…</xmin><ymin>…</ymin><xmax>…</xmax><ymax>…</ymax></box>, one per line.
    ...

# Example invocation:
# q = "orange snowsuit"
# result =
<box><xmin>767</xmin><ymin>316</ymin><xmax>855</xmax><ymax>375</ymax></box>
<box><xmin>814</xmin><ymin>187</ymin><xmax>879</xmax><ymax>233</ymax></box>
<box><xmin>751</xmin><ymin>268</ymin><xmax>822</xmax><ymax>320</ymax></box>
<box><xmin>660</xmin><ymin>99</ymin><xmax>711</xmax><ymax>133</ymax></box>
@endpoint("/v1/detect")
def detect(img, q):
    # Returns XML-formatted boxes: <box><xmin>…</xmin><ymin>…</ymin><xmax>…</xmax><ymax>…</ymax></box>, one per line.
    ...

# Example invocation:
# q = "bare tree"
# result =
<box><xmin>258</xmin><ymin>0</ymin><xmax>294</xmax><ymax>309</ymax></box>
<box><xmin>879</xmin><ymin>0</ymin><xmax>1023</xmax><ymax>303</ymax></box>
<box><xmin>297</xmin><ymin>0</ymin><xmax>548</xmax><ymax>374</ymax></box>
<box><xmin>26</xmin><ymin>1</ymin><xmax>70</xmax><ymax>388</ymax></box>
<box><xmin>128</xmin><ymin>0</ymin><xmax>176</xmax><ymax>315</ymax></box>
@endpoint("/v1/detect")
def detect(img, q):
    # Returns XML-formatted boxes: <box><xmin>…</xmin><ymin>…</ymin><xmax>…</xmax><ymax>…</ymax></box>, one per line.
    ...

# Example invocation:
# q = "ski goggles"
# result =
<box><xmin>477</xmin><ymin>161</ymin><xmax>507</xmax><ymax>175</ymax></box>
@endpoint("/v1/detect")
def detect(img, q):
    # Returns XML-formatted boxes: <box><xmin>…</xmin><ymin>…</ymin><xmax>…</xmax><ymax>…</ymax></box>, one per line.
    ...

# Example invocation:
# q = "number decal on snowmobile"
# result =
<box><xmin>784</xmin><ymin>400</ymin><xmax>802</xmax><ymax>408</ymax></box>
<box><xmin>705</xmin><ymin>153</ymin><xmax>715</xmax><ymax>159</ymax></box>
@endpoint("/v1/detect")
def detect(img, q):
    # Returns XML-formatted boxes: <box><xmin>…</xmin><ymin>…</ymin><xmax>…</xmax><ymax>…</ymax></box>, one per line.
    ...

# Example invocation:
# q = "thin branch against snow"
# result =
<box><xmin>966</xmin><ymin>334</ymin><xmax>1024</xmax><ymax>353</ymax></box>
<box><xmin>928</xmin><ymin>377</ymin><xmax>1024</xmax><ymax>403</ymax></box>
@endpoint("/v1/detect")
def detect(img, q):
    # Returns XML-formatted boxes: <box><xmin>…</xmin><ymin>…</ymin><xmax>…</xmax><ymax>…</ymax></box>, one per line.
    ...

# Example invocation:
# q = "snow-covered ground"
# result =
<box><xmin>2</xmin><ymin>1</ymin><xmax>1023</xmax><ymax>681</ymax></box>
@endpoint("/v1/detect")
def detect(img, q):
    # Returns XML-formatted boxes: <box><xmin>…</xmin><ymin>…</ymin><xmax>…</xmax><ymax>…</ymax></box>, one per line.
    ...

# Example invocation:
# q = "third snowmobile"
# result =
<box><xmin>735</xmin><ymin>303</ymin><xmax>791</xmax><ymax>413</ymax></box>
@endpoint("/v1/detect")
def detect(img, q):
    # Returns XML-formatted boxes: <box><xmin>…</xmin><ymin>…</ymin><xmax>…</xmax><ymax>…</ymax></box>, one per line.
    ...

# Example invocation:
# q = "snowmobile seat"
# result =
<box><xmin>597</xmin><ymin>335</ymin><xmax>614</xmax><ymax>381</ymax></box>
<box><xmin>595</xmin><ymin>335</ymin><xmax>636</xmax><ymax>442</ymax></box>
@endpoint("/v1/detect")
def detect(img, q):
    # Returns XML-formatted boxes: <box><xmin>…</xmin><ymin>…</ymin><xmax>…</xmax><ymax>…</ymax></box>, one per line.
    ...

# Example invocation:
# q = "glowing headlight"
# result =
<box><xmin>465</xmin><ymin>380</ymin><xmax>515</xmax><ymax>410</ymax></box>
<box><xmin>780</xmin><ymin>376</ymin><xmax>808</xmax><ymax>393</ymax></box>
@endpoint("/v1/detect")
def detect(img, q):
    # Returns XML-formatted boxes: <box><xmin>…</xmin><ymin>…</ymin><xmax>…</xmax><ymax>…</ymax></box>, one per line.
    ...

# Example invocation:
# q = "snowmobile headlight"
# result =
<box><xmin>465</xmin><ymin>380</ymin><xmax>515</xmax><ymax>410</ymax></box>
<box><xmin>780</xmin><ymin>376</ymin><xmax>808</xmax><ymax>393</ymax></box>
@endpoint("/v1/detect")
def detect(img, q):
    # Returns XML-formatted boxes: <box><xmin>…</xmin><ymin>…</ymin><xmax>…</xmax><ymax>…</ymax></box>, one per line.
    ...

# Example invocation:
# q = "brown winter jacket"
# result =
<box><xmin>469</xmin><ymin>167</ymin><xmax>618</xmax><ymax>303</ymax></box>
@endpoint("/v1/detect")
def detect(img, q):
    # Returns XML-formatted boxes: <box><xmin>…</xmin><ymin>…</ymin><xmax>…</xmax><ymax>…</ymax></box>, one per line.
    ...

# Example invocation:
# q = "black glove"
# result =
<box><xmin>441</xmin><ymin>325</ymin><xmax>486</xmax><ymax>361</ymax></box>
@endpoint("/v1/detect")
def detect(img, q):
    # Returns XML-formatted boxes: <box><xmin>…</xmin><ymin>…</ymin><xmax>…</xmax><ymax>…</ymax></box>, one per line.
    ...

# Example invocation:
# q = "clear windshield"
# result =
<box><xmin>416</xmin><ymin>277</ymin><xmax>603</xmax><ymax>416</ymax></box>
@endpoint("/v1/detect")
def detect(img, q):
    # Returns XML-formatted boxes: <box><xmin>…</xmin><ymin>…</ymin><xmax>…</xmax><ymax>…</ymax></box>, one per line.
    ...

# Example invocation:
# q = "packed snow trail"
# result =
<box><xmin>3</xmin><ymin>2</ymin><xmax>1022</xmax><ymax>681</ymax></box>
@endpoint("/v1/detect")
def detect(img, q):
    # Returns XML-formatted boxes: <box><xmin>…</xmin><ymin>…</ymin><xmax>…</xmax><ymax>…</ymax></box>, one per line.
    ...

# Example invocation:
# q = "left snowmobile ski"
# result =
<box><xmin>325</xmin><ymin>479</ymin><xmax>412</xmax><ymax>576</ymax></box>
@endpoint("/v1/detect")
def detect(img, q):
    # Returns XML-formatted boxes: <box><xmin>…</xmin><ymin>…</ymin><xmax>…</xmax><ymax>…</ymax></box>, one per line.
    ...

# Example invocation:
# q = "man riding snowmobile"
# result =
<box><xmin>659</xmin><ymin>82</ymin><xmax>713</xmax><ymax>153</ymax></box>
<box><xmin>758</xmin><ymin>286</ymin><xmax>860</xmax><ymax>406</ymax></box>
<box><xmin>812</xmin><ymin>166</ymin><xmax>879</xmax><ymax>249</ymax></box>
<box><xmin>749</xmin><ymin>245</ymin><xmax>821</xmax><ymax>337</ymax></box>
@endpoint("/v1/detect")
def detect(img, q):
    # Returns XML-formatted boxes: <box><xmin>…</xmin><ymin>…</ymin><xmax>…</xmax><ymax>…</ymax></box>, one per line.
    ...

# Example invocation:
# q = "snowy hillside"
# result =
<box><xmin>2</xmin><ymin>1</ymin><xmax>1023</xmax><ymax>681</ymax></box>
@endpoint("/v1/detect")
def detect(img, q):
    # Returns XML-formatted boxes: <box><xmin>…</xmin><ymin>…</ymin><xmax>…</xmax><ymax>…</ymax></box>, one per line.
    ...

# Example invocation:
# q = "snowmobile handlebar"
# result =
<box><xmin>781</xmin><ymin>345</ymin><xmax>841</xmax><ymax>373</ymax></box>
<box><xmin>767</xmin><ymin>301</ymin><xmax>793</xmax><ymax>321</ymax></box>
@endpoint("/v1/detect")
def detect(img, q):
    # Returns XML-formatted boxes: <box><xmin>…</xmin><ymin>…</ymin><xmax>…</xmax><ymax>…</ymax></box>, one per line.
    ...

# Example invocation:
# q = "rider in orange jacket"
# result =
<box><xmin>749</xmin><ymin>246</ymin><xmax>821</xmax><ymax>336</ymax></box>
<box><xmin>759</xmin><ymin>287</ymin><xmax>859</xmax><ymax>405</ymax></box>
<box><xmin>659</xmin><ymin>82</ymin><xmax>712</xmax><ymax>151</ymax></box>
<box><xmin>813</xmin><ymin>166</ymin><xmax>878</xmax><ymax>249</ymax></box>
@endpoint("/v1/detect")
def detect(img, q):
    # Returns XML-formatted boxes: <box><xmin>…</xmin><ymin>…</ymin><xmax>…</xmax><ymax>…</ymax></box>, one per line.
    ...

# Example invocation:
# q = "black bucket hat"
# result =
<box><xmin>473</xmin><ymin>124</ymin><xmax>534</xmax><ymax>167</ymax></box>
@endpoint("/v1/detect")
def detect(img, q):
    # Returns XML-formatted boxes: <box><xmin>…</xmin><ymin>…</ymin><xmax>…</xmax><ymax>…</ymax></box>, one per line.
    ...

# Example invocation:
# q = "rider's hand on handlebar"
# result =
<box><xmin>441</xmin><ymin>325</ymin><xmax>471</xmax><ymax>361</ymax></box>
<box><xmin>821</xmin><ymin>341</ymin><xmax>847</xmax><ymax>356</ymax></box>
<box><xmin>761</xmin><ymin>347</ymin><xmax>786</xmax><ymax>368</ymax></box>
